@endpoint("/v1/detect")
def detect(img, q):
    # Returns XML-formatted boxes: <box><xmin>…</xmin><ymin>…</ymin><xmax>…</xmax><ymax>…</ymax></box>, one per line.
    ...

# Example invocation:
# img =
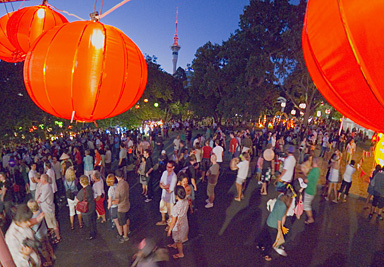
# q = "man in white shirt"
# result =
<box><xmin>37</xmin><ymin>174</ymin><xmax>61</xmax><ymax>242</ymax></box>
<box><xmin>277</xmin><ymin>146</ymin><xmax>296</xmax><ymax>190</ymax></box>
<box><xmin>235</xmin><ymin>153</ymin><xmax>250</xmax><ymax>201</ymax></box>
<box><xmin>212</xmin><ymin>140</ymin><xmax>224</xmax><ymax>175</ymax></box>
<box><xmin>51</xmin><ymin>156</ymin><xmax>63</xmax><ymax>195</ymax></box>
<box><xmin>45</xmin><ymin>162</ymin><xmax>58</xmax><ymax>195</ymax></box>
<box><xmin>156</xmin><ymin>161</ymin><xmax>177</xmax><ymax>226</ymax></box>
<box><xmin>28</xmin><ymin>163</ymin><xmax>37</xmax><ymax>199</ymax></box>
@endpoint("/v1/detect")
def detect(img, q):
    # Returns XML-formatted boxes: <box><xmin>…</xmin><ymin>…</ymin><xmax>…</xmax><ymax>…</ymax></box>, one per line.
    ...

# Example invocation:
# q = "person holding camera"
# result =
<box><xmin>5</xmin><ymin>204</ymin><xmax>41</xmax><ymax>267</ymax></box>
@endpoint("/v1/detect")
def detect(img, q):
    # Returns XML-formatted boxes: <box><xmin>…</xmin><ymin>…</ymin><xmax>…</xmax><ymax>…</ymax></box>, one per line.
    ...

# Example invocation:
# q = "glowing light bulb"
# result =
<box><xmin>37</xmin><ymin>8</ymin><xmax>45</xmax><ymax>19</ymax></box>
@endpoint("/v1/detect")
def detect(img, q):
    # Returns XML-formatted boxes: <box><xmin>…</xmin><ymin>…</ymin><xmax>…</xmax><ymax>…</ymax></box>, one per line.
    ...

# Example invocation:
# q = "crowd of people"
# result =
<box><xmin>0</xmin><ymin>118</ymin><xmax>376</xmax><ymax>265</ymax></box>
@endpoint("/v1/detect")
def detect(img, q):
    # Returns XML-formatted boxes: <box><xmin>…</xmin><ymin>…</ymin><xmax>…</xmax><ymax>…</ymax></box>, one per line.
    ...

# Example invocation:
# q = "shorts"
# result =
<box><xmin>303</xmin><ymin>192</ymin><xmax>315</xmax><ymax>211</ymax></box>
<box><xmin>139</xmin><ymin>175</ymin><xmax>148</xmax><ymax>185</ymax></box>
<box><xmin>67</xmin><ymin>198</ymin><xmax>81</xmax><ymax>217</ymax></box>
<box><xmin>202</xmin><ymin>158</ymin><xmax>210</xmax><ymax>171</ymax></box>
<box><xmin>159</xmin><ymin>199</ymin><xmax>174</xmax><ymax>215</ymax></box>
<box><xmin>207</xmin><ymin>183</ymin><xmax>217</xmax><ymax>197</ymax></box>
<box><xmin>110</xmin><ymin>206</ymin><xmax>118</xmax><ymax>219</ymax></box>
<box><xmin>117</xmin><ymin>211</ymin><xmax>129</xmax><ymax>226</ymax></box>
<box><xmin>45</xmin><ymin>212</ymin><xmax>58</xmax><ymax>229</ymax></box>
<box><xmin>261</xmin><ymin>168</ymin><xmax>271</xmax><ymax>183</ymax></box>
<box><xmin>236</xmin><ymin>176</ymin><xmax>246</xmax><ymax>185</ymax></box>
<box><xmin>328</xmin><ymin>169</ymin><xmax>339</xmax><ymax>183</ymax></box>
<box><xmin>372</xmin><ymin>195</ymin><xmax>384</xmax><ymax>208</ymax></box>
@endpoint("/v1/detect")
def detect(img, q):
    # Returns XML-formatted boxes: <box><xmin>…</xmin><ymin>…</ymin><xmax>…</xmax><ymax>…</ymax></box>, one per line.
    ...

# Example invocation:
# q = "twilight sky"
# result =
<box><xmin>0</xmin><ymin>0</ymin><xmax>251</xmax><ymax>74</ymax></box>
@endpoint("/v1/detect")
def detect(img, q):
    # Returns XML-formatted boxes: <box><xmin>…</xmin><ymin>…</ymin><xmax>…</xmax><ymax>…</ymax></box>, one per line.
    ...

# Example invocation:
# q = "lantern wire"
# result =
<box><xmin>99</xmin><ymin>0</ymin><xmax>104</xmax><ymax>15</ymax></box>
<box><xmin>3</xmin><ymin>3</ymin><xmax>9</xmax><ymax>14</ymax></box>
<box><xmin>98</xmin><ymin>0</ymin><xmax>132</xmax><ymax>20</ymax></box>
<box><xmin>10</xmin><ymin>2</ymin><xmax>14</xmax><ymax>12</ymax></box>
<box><xmin>93</xmin><ymin>0</ymin><xmax>97</xmax><ymax>13</ymax></box>
<box><xmin>18</xmin><ymin>0</ymin><xmax>26</xmax><ymax>10</ymax></box>
<box><xmin>47</xmin><ymin>4</ymin><xmax>86</xmax><ymax>21</ymax></box>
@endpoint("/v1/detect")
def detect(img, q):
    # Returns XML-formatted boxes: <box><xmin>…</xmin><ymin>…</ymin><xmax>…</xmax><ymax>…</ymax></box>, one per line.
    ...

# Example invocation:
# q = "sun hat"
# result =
<box><xmin>59</xmin><ymin>153</ymin><xmax>70</xmax><ymax>160</ymax></box>
<box><xmin>263</xmin><ymin>149</ymin><xmax>275</xmax><ymax>161</ymax></box>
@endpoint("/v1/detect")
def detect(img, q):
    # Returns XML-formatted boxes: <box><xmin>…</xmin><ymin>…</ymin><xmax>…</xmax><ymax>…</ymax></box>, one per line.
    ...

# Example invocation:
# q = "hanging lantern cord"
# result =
<box><xmin>93</xmin><ymin>0</ymin><xmax>97</xmax><ymax>13</ymax></box>
<box><xmin>100</xmin><ymin>0</ymin><xmax>105</xmax><ymax>15</ymax></box>
<box><xmin>3</xmin><ymin>3</ymin><xmax>9</xmax><ymax>14</ymax></box>
<box><xmin>98</xmin><ymin>0</ymin><xmax>133</xmax><ymax>20</ymax></box>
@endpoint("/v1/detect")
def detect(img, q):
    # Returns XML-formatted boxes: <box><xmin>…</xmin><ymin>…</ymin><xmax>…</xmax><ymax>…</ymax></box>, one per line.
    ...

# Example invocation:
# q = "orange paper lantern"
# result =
<box><xmin>0</xmin><ymin>12</ymin><xmax>24</xmax><ymax>62</ymax></box>
<box><xmin>24</xmin><ymin>20</ymin><xmax>148</xmax><ymax>122</ymax></box>
<box><xmin>303</xmin><ymin>0</ymin><xmax>384</xmax><ymax>132</ymax></box>
<box><xmin>7</xmin><ymin>4</ymin><xmax>68</xmax><ymax>54</ymax></box>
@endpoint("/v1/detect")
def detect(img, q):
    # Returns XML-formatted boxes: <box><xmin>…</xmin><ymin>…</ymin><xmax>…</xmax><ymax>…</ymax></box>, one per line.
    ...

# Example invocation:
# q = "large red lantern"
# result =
<box><xmin>0</xmin><ymin>12</ymin><xmax>24</xmax><ymax>62</ymax></box>
<box><xmin>24</xmin><ymin>20</ymin><xmax>148</xmax><ymax>122</ymax></box>
<box><xmin>303</xmin><ymin>0</ymin><xmax>384</xmax><ymax>132</ymax></box>
<box><xmin>6</xmin><ymin>4</ymin><xmax>68</xmax><ymax>55</ymax></box>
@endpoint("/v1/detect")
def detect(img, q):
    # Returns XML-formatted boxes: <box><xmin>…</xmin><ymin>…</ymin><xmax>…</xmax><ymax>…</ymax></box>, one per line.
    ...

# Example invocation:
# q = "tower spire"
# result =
<box><xmin>171</xmin><ymin>7</ymin><xmax>181</xmax><ymax>74</ymax></box>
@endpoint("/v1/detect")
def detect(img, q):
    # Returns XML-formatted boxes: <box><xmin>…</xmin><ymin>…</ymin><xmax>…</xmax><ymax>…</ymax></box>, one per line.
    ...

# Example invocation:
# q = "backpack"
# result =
<box><xmin>65</xmin><ymin>181</ymin><xmax>75</xmax><ymax>200</ymax></box>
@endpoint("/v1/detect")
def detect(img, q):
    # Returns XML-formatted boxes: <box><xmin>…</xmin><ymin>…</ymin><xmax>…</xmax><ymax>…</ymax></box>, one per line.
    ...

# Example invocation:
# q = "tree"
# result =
<box><xmin>188</xmin><ymin>0</ymin><xmax>303</xmax><ymax>123</ymax></box>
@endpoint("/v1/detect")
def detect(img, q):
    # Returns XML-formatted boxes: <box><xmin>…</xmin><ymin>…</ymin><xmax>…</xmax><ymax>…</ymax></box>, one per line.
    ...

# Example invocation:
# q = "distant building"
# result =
<box><xmin>171</xmin><ymin>8</ymin><xmax>181</xmax><ymax>75</ymax></box>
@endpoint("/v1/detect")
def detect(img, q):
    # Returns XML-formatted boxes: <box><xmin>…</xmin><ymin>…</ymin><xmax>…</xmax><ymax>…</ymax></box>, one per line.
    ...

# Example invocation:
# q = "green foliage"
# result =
<box><xmin>187</xmin><ymin>0</ymin><xmax>307</xmax><ymax>122</ymax></box>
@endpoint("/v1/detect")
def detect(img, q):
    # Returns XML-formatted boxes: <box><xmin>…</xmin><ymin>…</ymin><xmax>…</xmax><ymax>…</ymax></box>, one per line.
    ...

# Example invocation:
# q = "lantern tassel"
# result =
<box><xmin>70</xmin><ymin>111</ymin><xmax>75</xmax><ymax>123</ymax></box>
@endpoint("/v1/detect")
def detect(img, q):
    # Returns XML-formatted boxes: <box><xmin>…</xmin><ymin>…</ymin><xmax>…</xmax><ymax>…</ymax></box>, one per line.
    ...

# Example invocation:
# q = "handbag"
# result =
<box><xmin>76</xmin><ymin>188</ymin><xmax>89</xmax><ymax>213</ymax></box>
<box><xmin>295</xmin><ymin>197</ymin><xmax>304</xmax><ymax>219</ymax></box>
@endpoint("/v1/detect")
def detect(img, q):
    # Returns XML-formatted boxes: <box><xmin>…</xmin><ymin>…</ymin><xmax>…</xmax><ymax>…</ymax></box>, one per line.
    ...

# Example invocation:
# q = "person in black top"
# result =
<box><xmin>143</xmin><ymin>150</ymin><xmax>154</xmax><ymax>202</ymax></box>
<box><xmin>75</xmin><ymin>175</ymin><xmax>97</xmax><ymax>240</ymax></box>
<box><xmin>0</xmin><ymin>172</ymin><xmax>14</xmax><ymax>221</ymax></box>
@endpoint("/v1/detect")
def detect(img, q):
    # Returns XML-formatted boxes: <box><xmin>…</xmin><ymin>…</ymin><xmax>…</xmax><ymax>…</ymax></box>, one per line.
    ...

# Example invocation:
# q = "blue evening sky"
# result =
<box><xmin>0</xmin><ymin>0</ymin><xmax>300</xmax><ymax>74</ymax></box>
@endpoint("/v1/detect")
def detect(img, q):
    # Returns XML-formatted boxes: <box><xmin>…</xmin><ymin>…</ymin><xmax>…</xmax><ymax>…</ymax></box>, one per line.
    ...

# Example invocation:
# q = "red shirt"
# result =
<box><xmin>75</xmin><ymin>151</ymin><xmax>82</xmax><ymax>165</ymax></box>
<box><xmin>202</xmin><ymin>146</ymin><xmax>213</xmax><ymax>159</ymax></box>
<box><xmin>229</xmin><ymin>138</ymin><xmax>238</xmax><ymax>153</ymax></box>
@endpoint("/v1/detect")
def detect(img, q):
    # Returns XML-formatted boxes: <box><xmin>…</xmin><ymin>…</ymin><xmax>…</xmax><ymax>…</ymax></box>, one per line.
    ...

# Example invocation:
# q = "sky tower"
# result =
<box><xmin>171</xmin><ymin>7</ymin><xmax>181</xmax><ymax>74</ymax></box>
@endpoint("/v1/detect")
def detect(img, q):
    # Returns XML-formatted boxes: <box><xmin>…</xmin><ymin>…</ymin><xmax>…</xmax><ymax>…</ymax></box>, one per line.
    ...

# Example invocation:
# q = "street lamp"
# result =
<box><xmin>144</xmin><ymin>98</ymin><xmax>148</xmax><ymax>103</ymax></box>
<box><xmin>317</xmin><ymin>111</ymin><xmax>321</xmax><ymax>117</ymax></box>
<box><xmin>291</xmin><ymin>110</ymin><xmax>296</xmax><ymax>115</ymax></box>
<box><xmin>154</xmin><ymin>103</ymin><xmax>159</xmax><ymax>108</ymax></box>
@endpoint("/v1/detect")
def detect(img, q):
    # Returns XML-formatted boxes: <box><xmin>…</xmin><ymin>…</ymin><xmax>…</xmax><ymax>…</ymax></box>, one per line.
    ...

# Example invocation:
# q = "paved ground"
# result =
<box><xmin>52</xmin><ymin>132</ymin><xmax>384</xmax><ymax>267</ymax></box>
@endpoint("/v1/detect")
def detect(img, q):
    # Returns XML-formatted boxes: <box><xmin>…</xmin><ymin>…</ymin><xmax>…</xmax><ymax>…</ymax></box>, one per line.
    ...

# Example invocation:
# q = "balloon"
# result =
<box><xmin>303</xmin><ymin>0</ymin><xmax>384</xmax><ymax>132</ymax></box>
<box><xmin>0</xmin><ymin>12</ymin><xmax>24</xmax><ymax>62</ymax></box>
<box><xmin>24</xmin><ymin>20</ymin><xmax>148</xmax><ymax>122</ymax></box>
<box><xmin>7</xmin><ymin>4</ymin><xmax>68</xmax><ymax>54</ymax></box>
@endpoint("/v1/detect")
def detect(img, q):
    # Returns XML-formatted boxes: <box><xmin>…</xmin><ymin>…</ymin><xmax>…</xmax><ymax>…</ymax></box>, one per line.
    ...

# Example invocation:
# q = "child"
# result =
<box><xmin>338</xmin><ymin>160</ymin><xmax>356</xmax><ymax>202</ymax></box>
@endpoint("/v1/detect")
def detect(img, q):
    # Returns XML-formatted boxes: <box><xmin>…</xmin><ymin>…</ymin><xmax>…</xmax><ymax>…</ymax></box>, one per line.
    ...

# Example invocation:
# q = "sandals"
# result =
<box><xmin>71</xmin><ymin>226</ymin><xmax>74</xmax><ymax>230</ymax></box>
<box><xmin>264</xmin><ymin>255</ymin><xmax>272</xmax><ymax>261</ymax></box>
<box><xmin>173</xmin><ymin>254</ymin><xmax>184</xmax><ymax>259</ymax></box>
<box><xmin>79</xmin><ymin>225</ymin><xmax>83</xmax><ymax>229</ymax></box>
<box><xmin>167</xmin><ymin>244</ymin><xmax>177</xmax><ymax>249</ymax></box>
<box><xmin>52</xmin><ymin>238</ymin><xmax>62</xmax><ymax>244</ymax></box>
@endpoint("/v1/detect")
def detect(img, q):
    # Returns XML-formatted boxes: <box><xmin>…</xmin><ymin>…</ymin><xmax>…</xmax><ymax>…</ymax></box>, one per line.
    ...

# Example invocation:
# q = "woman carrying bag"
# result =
<box><xmin>257</xmin><ymin>189</ymin><xmax>295</xmax><ymax>261</ymax></box>
<box><xmin>75</xmin><ymin>175</ymin><xmax>97</xmax><ymax>240</ymax></box>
